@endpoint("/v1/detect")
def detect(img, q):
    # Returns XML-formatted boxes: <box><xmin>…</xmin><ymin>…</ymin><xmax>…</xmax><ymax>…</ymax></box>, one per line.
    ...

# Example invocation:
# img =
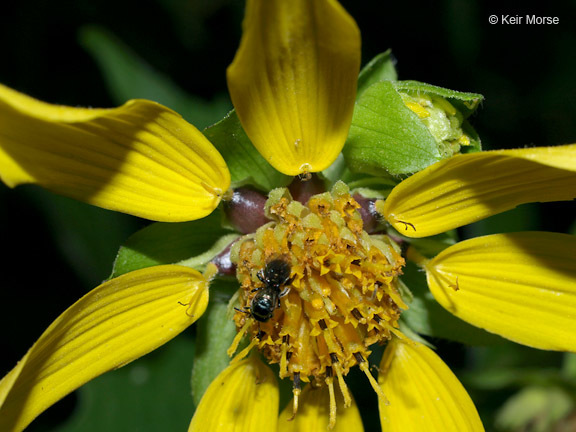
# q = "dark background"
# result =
<box><xmin>1</xmin><ymin>0</ymin><xmax>575</xmax><ymax>430</ymax></box>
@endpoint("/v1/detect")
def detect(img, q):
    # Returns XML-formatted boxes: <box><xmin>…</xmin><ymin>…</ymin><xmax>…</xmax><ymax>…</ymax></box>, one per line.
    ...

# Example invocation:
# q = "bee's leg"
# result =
<box><xmin>234</xmin><ymin>306</ymin><xmax>251</xmax><ymax>314</ymax></box>
<box><xmin>257</xmin><ymin>269</ymin><xmax>266</xmax><ymax>284</ymax></box>
<box><xmin>280</xmin><ymin>285</ymin><xmax>292</xmax><ymax>299</ymax></box>
<box><xmin>279</xmin><ymin>276</ymin><xmax>294</xmax><ymax>298</ymax></box>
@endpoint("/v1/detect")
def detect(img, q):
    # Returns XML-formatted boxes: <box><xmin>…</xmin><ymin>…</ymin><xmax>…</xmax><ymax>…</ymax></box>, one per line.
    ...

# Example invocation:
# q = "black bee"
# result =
<box><xmin>246</xmin><ymin>259</ymin><xmax>293</xmax><ymax>322</ymax></box>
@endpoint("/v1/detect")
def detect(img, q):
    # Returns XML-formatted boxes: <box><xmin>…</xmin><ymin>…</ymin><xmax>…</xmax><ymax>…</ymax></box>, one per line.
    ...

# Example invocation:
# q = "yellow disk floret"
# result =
<box><xmin>230</xmin><ymin>181</ymin><xmax>407</xmax><ymax>426</ymax></box>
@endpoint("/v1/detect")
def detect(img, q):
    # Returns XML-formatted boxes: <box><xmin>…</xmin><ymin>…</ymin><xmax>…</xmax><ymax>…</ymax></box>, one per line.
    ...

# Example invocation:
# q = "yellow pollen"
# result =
<box><xmin>229</xmin><ymin>182</ymin><xmax>407</xmax><ymax>427</ymax></box>
<box><xmin>311</xmin><ymin>297</ymin><xmax>324</xmax><ymax>310</ymax></box>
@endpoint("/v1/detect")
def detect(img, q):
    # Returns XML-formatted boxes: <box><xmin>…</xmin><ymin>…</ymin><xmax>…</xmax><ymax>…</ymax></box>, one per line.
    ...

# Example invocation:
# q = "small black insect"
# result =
<box><xmin>238</xmin><ymin>259</ymin><xmax>293</xmax><ymax>323</ymax></box>
<box><xmin>257</xmin><ymin>258</ymin><xmax>292</xmax><ymax>290</ymax></box>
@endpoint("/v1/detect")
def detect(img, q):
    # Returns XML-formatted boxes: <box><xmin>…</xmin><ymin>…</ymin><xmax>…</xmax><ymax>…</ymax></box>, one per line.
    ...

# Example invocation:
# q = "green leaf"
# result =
<box><xmin>111</xmin><ymin>209</ymin><xmax>237</xmax><ymax>278</ymax></box>
<box><xmin>563</xmin><ymin>353</ymin><xmax>576</xmax><ymax>381</ymax></box>
<box><xmin>357</xmin><ymin>49</ymin><xmax>397</xmax><ymax>98</ymax></box>
<box><xmin>203</xmin><ymin>110</ymin><xmax>290</xmax><ymax>190</ymax></box>
<box><xmin>464</xmin><ymin>366</ymin><xmax>562</xmax><ymax>390</ymax></box>
<box><xmin>58</xmin><ymin>335</ymin><xmax>196</xmax><ymax>432</ymax></box>
<box><xmin>191</xmin><ymin>281</ymin><xmax>238</xmax><ymax>406</ymax></box>
<box><xmin>344</xmin><ymin>81</ymin><xmax>441</xmax><ymax>176</ymax></box>
<box><xmin>496</xmin><ymin>386</ymin><xmax>574</xmax><ymax>432</ymax></box>
<box><xmin>79</xmin><ymin>25</ymin><xmax>230</xmax><ymax>129</ymax></box>
<box><xmin>393</xmin><ymin>80</ymin><xmax>484</xmax><ymax>119</ymax></box>
<box><xmin>400</xmin><ymin>262</ymin><xmax>506</xmax><ymax>345</ymax></box>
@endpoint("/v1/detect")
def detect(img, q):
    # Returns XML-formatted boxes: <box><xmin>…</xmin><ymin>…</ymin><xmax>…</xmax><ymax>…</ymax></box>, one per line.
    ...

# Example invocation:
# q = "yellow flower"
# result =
<box><xmin>0</xmin><ymin>1</ymin><xmax>575</xmax><ymax>432</ymax></box>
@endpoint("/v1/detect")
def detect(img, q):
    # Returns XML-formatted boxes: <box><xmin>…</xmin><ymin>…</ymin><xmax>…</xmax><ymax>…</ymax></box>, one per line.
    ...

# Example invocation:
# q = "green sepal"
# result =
<box><xmin>400</xmin><ymin>261</ymin><xmax>506</xmax><ymax>345</ymax></box>
<box><xmin>111</xmin><ymin>209</ymin><xmax>237</xmax><ymax>278</ymax></box>
<box><xmin>393</xmin><ymin>80</ymin><xmax>484</xmax><ymax>119</ymax></box>
<box><xmin>191</xmin><ymin>281</ymin><xmax>238</xmax><ymax>406</ymax></box>
<box><xmin>461</xmin><ymin>119</ymin><xmax>482</xmax><ymax>153</ymax></box>
<box><xmin>357</xmin><ymin>49</ymin><xmax>398</xmax><ymax>98</ymax></box>
<box><xmin>344</xmin><ymin>80</ymin><xmax>441</xmax><ymax>176</ymax></box>
<box><xmin>203</xmin><ymin>110</ymin><xmax>291</xmax><ymax>191</ymax></box>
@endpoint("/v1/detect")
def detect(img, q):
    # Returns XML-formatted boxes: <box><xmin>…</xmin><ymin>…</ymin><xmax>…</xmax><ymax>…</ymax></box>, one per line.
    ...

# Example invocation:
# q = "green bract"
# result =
<box><xmin>203</xmin><ymin>110</ymin><xmax>290</xmax><ymax>190</ymax></box>
<box><xmin>111</xmin><ymin>209</ymin><xmax>238</xmax><ymax>278</ymax></box>
<box><xmin>345</xmin><ymin>85</ymin><xmax>483</xmax><ymax>177</ymax></box>
<box><xmin>356</xmin><ymin>49</ymin><xmax>398</xmax><ymax>97</ymax></box>
<box><xmin>345</xmin><ymin>80</ymin><xmax>443</xmax><ymax>176</ymax></box>
<box><xmin>344</xmin><ymin>51</ymin><xmax>484</xmax><ymax>176</ymax></box>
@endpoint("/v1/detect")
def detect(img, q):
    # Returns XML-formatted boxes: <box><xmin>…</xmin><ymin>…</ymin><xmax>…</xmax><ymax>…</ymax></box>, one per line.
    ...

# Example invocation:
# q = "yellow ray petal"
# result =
<box><xmin>188</xmin><ymin>356</ymin><xmax>278</xmax><ymax>432</ymax></box>
<box><xmin>379</xmin><ymin>338</ymin><xmax>484</xmax><ymax>432</ymax></box>
<box><xmin>426</xmin><ymin>232</ymin><xmax>576</xmax><ymax>351</ymax></box>
<box><xmin>382</xmin><ymin>144</ymin><xmax>576</xmax><ymax>238</ymax></box>
<box><xmin>278</xmin><ymin>381</ymin><xmax>364</xmax><ymax>431</ymax></box>
<box><xmin>227</xmin><ymin>0</ymin><xmax>361</xmax><ymax>175</ymax></box>
<box><xmin>0</xmin><ymin>265</ymin><xmax>209</xmax><ymax>432</ymax></box>
<box><xmin>0</xmin><ymin>83</ymin><xmax>230</xmax><ymax>221</ymax></box>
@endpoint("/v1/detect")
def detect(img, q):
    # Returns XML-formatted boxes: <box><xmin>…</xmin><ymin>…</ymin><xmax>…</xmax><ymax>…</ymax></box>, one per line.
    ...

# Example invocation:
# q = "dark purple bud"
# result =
<box><xmin>288</xmin><ymin>173</ymin><xmax>326</xmax><ymax>204</ymax></box>
<box><xmin>211</xmin><ymin>241</ymin><xmax>237</xmax><ymax>276</ymax></box>
<box><xmin>223</xmin><ymin>187</ymin><xmax>269</xmax><ymax>234</ymax></box>
<box><xmin>353</xmin><ymin>194</ymin><xmax>380</xmax><ymax>234</ymax></box>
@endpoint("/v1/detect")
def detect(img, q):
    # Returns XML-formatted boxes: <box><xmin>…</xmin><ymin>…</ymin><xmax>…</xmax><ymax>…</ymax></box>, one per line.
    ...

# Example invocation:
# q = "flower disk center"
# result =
<box><xmin>230</xmin><ymin>182</ymin><xmax>407</xmax><ymax>414</ymax></box>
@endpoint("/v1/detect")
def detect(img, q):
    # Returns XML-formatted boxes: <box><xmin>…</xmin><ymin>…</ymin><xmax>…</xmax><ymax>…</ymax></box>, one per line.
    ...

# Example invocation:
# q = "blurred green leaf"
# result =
<box><xmin>79</xmin><ymin>25</ymin><xmax>230</xmax><ymax>129</ymax></box>
<box><xmin>570</xmin><ymin>220</ymin><xmax>576</xmax><ymax>236</ymax></box>
<box><xmin>111</xmin><ymin>209</ymin><xmax>237</xmax><ymax>278</ymax></box>
<box><xmin>357</xmin><ymin>49</ymin><xmax>397</xmax><ymax>97</ymax></box>
<box><xmin>345</xmin><ymin>80</ymin><xmax>441</xmax><ymax>176</ymax></box>
<box><xmin>464</xmin><ymin>366</ymin><xmax>565</xmax><ymax>390</ymax></box>
<box><xmin>23</xmin><ymin>187</ymin><xmax>138</xmax><ymax>287</ymax></box>
<box><xmin>468</xmin><ymin>343</ymin><xmax>564</xmax><ymax>374</ymax></box>
<box><xmin>496</xmin><ymin>386</ymin><xmax>574</xmax><ymax>432</ymax></box>
<box><xmin>191</xmin><ymin>281</ymin><xmax>237</xmax><ymax>406</ymax></box>
<box><xmin>563</xmin><ymin>353</ymin><xmax>576</xmax><ymax>381</ymax></box>
<box><xmin>59</xmin><ymin>335</ymin><xmax>196</xmax><ymax>432</ymax></box>
<box><xmin>462</xmin><ymin>203</ymin><xmax>541</xmax><ymax>238</ymax></box>
<box><xmin>203</xmin><ymin>110</ymin><xmax>290</xmax><ymax>190</ymax></box>
<box><xmin>400</xmin><ymin>262</ymin><xmax>506</xmax><ymax>345</ymax></box>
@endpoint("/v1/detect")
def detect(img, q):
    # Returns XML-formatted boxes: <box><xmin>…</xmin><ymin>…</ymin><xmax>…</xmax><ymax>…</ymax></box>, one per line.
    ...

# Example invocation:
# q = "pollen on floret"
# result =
<box><xmin>229</xmin><ymin>181</ymin><xmax>407</xmax><ymax>428</ymax></box>
<box><xmin>400</xmin><ymin>91</ymin><xmax>473</xmax><ymax>157</ymax></box>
